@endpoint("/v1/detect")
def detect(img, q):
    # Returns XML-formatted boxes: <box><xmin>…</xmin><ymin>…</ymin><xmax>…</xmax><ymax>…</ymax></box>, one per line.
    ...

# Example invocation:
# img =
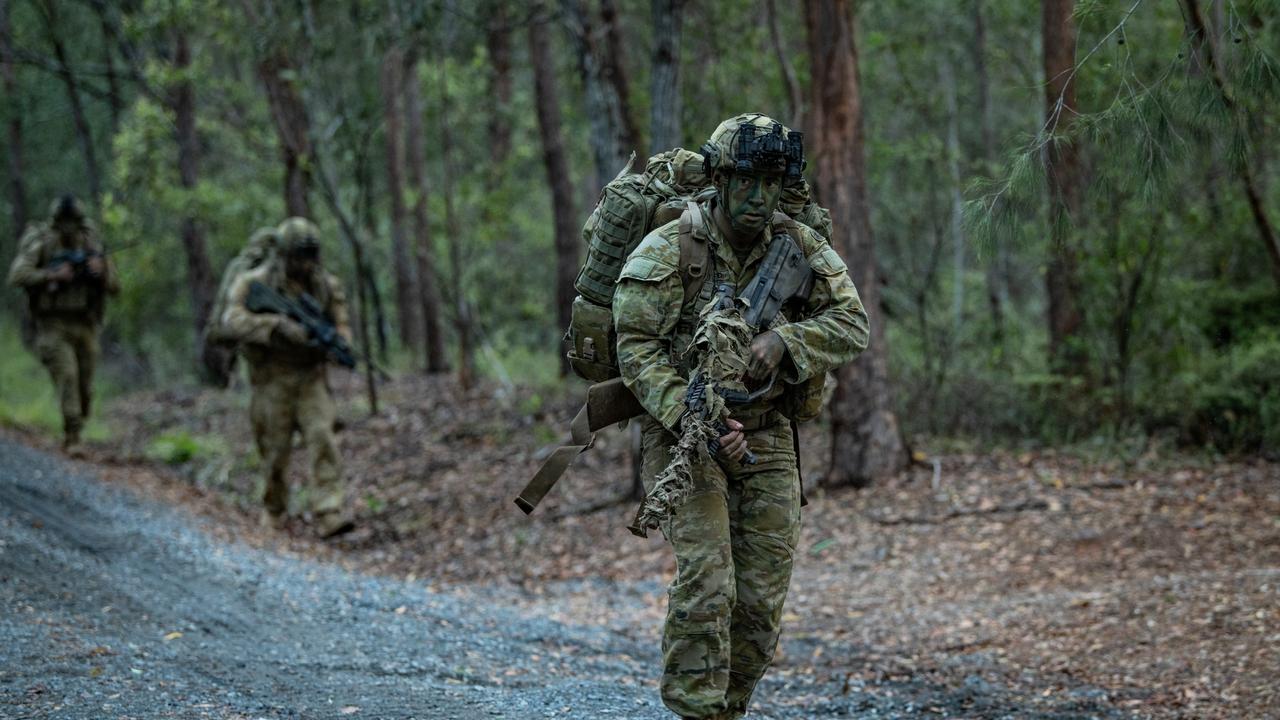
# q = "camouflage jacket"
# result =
<box><xmin>6</xmin><ymin>221</ymin><xmax>119</xmax><ymax>321</ymax></box>
<box><xmin>221</xmin><ymin>260</ymin><xmax>350</xmax><ymax>370</ymax></box>
<box><xmin>613</xmin><ymin>198</ymin><xmax>869</xmax><ymax>432</ymax></box>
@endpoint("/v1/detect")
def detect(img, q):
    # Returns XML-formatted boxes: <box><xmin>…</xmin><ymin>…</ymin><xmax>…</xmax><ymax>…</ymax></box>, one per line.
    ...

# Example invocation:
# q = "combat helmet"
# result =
<box><xmin>48</xmin><ymin>193</ymin><xmax>87</xmax><ymax>223</ymax></box>
<box><xmin>700</xmin><ymin>113</ymin><xmax>805</xmax><ymax>179</ymax></box>
<box><xmin>277</xmin><ymin>217</ymin><xmax>320</xmax><ymax>257</ymax></box>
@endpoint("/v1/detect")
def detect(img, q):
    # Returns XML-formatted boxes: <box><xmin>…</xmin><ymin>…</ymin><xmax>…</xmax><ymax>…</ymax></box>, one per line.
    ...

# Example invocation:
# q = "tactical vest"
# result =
<box><xmin>24</xmin><ymin>225</ymin><xmax>106</xmax><ymax>321</ymax></box>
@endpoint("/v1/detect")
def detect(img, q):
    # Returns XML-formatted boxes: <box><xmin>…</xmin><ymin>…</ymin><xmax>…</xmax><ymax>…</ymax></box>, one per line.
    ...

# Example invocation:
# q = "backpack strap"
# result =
<box><xmin>771</xmin><ymin>210</ymin><xmax>801</xmax><ymax>239</ymax></box>
<box><xmin>678</xmin><ymin>200</ymin><xmax>710</xmax><ymax>305</ymax></box>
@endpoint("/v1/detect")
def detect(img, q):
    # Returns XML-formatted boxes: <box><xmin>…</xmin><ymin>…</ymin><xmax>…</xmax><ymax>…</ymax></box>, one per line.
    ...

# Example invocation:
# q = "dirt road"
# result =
<box><xmin>0</xmin><ymin>436</ymin><xmax>1139</xmax><ymax>719</ymax></box>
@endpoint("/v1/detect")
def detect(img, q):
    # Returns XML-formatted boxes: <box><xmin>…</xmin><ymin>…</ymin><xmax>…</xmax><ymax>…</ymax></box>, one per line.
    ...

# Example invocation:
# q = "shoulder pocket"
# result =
<box><xmin>618</xmin><ymin>256</ymin><xmax>678</xmax><ymax>283</ymax></box>
<box><xmin>809</xmin><ymin>245</ymin><xmax>848</xmax><ymax>277</ymax></box>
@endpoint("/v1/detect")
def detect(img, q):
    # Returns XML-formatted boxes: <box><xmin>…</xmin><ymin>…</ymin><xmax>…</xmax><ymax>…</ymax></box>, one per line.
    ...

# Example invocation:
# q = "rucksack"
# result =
<box><xmin>564</xmin><ymin>147</ymin><xmax>834</xmax><ymax>383</ymax></box>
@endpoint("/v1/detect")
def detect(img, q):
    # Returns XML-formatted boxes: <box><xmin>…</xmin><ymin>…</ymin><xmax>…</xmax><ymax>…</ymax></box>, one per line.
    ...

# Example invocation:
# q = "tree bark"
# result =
<box><xmin>169</xmin><ymin>30</ymin><xmax>231</xmax><ymax>386</ymax></box>
<box><xmin>530</xmin><ymin>10</ymin><xmax>579</xmax><ymax>376</ymax></box>
<box><xmin>1182</xmin><ymin>0</ymin><xmax>1280</xmax><ymax>289</ymax></box>
<box><xmin>403</xmin><ymin>52</ymin><xmax>448</xmax><ymax>373</ymax></box>
<box><xmin>1041</xmin><ymin>0</ymin><xmax>1087</xmax><ymax>374</ymax></box>
<box><xmin>1</xmin><ymin>0</ymin><xmax>26</xmax><ymax>242</ymax></box>
<box><xmin>804</xmin><ymin>0</ymin><xmax>907</xmax><ymax>488</ymax></box>
<box><xmin>562</xmin><ymin>0</ymin><xmax>629</xmax><ymax>191</ymax></box>
<box><xmin>257</xmin><ymin>48</ymin><xmax>313</xmax><ymax>218</ymax></box>
<box><xmin>599</xmin><ymin>0</ymin><xmax>642</xmax><ymax>159</ymax></box>
<box><xmin>380</xmin><ymin>46</ymin><xmax>422</xmax><ymax>351</ymax></box>
<box><xmin>765</xmin><ymin>0</ymin><xmax>804</xmax><ymax>131</ymax></box>
<box><xmin>38</xmin><ymin>0</ymin><xmax>101</xmax><ymax>203</ymax></box>
<box><xmin>648</xmin><ymin>0</ymin><xmax>683</xmax><ymax>151</ymax></box>
<box><xmin>485</xmin><ymin>0</ymin><xmax>513</xmax><ymax>171</ymax></box>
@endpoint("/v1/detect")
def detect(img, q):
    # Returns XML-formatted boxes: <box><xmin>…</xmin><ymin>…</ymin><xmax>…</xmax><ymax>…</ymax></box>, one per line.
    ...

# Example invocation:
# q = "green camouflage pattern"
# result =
<box><xmin>221</xmin><ymin>257</ymin><xmax>350</xmax><ymax>523</ymax></box>
<box><xmin>613</xmin><ymin>194</ymin><xmax>868</xmax><ymax>717</ymax></box>
<box><xmin>7</xmin><ymin>209</ymin><xmax>119</xmax><ymax>444</ymax></box>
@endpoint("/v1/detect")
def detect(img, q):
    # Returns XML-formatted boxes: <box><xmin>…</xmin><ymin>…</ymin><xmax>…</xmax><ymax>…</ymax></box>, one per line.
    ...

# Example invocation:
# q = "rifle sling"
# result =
<box><xmin>514</xmin><ymin>377</ymin><xmax>646</xmax><ymax>514</ymax></box>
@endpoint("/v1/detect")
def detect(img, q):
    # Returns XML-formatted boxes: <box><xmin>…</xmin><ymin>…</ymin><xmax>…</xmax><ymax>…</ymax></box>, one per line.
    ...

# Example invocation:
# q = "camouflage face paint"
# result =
<box><xmin>718</xmin><ymin>171</ymin><xmax>783</xmax><ymax>239</ymax></box>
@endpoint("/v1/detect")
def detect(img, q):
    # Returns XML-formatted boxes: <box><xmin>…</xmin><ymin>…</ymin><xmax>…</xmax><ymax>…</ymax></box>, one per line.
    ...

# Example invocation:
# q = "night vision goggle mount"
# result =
<box><xmin>703</xmin><ymin>122</ymin><xmax>806</xmax><ymax>179</ymax></box>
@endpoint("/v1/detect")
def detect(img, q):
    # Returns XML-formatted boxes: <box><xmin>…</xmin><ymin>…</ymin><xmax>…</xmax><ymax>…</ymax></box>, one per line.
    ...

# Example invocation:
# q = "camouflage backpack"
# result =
<box><xmin>204</xmin><ymin>227</ymin><xmax>279</xmax><ymax>344</ymax></box>
<box><xmin>564</xmin><ymin>147</ymin><xmax>832</xmax><ymax>383</ymax></box>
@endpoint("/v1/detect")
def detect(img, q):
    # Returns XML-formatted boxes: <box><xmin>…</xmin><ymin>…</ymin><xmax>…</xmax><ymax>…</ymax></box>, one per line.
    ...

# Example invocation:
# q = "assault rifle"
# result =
<box><xmin>245</xmin><ymin>280</ymin><xmax>357</xmax><ymax>369</ymax></box>
<box><xmin>516</xmin><ymin>223</ymin><xmax>815</xmax><ymax>515</ymax></box>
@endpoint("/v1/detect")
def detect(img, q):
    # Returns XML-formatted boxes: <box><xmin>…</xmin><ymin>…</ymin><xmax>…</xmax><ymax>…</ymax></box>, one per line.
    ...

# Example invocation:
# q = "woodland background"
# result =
<box><xmin>2</xmin><ymin>0</ymin><xmax>1279</xmax><ymax>474</ymax></box>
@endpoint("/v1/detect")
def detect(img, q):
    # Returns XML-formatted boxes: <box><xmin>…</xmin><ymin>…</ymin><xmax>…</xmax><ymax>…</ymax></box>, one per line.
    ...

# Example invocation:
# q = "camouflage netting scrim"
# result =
<box><xmin>630</xmin><ymin>293</ymin><xmax>755</xmax><ymax>537</ymax></box>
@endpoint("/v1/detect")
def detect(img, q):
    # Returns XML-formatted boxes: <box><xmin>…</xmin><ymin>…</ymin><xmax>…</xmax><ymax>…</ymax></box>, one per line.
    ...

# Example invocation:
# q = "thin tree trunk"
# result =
<box><xmin>804</xmin><ymin>0</ymin><xmax>907</xmax><ymax>487</ymax></box>
<box><xmin>257</xmin><ymin>48</ymin><xmax>313</xmax><ymax>218</ymax></box>
<box><xmin>765</xmin><ymin>0</ymin><xmax>804</xmax><ymax>131</ymax></box>
<box><xmin>39</xmin><ymin>0</ymin><xmax>101</xmax><ymax>203</ymax></box>
<box><xmin>403</xmin><ymin>52</ymin><xmax>448</xmax><ymax>373</ymax></box>
<box><xmin>599</xmin><ymin>0</ymin><xmax>641</xmax><ymax>159</ymax></box>
<box><xmin>170</xmin><ymin>30</ymin><xmax>231</xmax><ymax>386</ymax></box>
<box><xmin>971</xmin><ymin>0</ymin><xmax>1005</xmax><ymax>338</ymax></box>
<box><xmin>438</xmin><ymin>58</ymin><xmax>477</xmax><ymax>389</ymax></box>
<box><xmin>1</xmin><ymin>0</ymin><xmax>26</xmax><ymax>242</ymax></box>
<box><xmin>94</xmin><ymin>4</ymin><xmax>122</xmax><ymax>133</ymax></box>
<box><xmin>940</xmin><ymin>55</ymin><xmax>966</xmax><ymax>335</ymax></box>
<box><xmin>1182</xmin><ymin>0</ymin><xmax>1280</xmax><ymax>289</ymax></box>
<box><xmin>380</xmin><ymin>47</ymin><xmax>422</xmax><ymax>351</ymax></box>
<box><xmin>530</xmin><ymin>9</ymin><xmax>579</xmax><ymax>376</ymax></box>
<box><xmin>562</xmin><ymin>0</ymin><xmax>627</xmax><ymax>191</ymax></box>
<box><xmin>648</xmin><ymin>0</ymin><xmax>683</xmax><ymax>151</ymax></box>
<box><xmin>485</xmin><ymin>0</ymin><xmax>513</xmax><ymax>171</ymax></box>
<box><xmin>1042</xmin><ymin>0</ymin><xmax>1087</xmax><ymax>374</ymax></box>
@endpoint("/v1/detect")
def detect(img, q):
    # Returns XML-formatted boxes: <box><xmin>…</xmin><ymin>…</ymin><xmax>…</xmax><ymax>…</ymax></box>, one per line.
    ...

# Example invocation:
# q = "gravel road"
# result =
<box><xmin>0</xmin><ymin>438</ymin><xmax>1125</xmax><ymax>719</ymax></box>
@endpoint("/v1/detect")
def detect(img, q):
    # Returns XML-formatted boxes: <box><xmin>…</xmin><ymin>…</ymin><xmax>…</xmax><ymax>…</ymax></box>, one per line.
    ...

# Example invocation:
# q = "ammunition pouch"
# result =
<box><xmin>565</xmin><ymin>296</ymin><xmax>619</xmax><ymax>382</ymax></box>
<box><xmin>779</xmin><ymin>373</ymin><xmax>826</xmax><ymax>423</ymax></box>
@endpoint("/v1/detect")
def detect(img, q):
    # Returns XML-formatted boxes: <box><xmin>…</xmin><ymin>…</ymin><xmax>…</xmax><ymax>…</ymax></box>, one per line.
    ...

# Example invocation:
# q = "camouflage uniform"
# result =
<box><xmin>221</xmin><ymin>218</ymin><xmax>351</xmax><ymax>535</ymax></box>
<box><xmin>205</xmin><ymin>227</ymin><xmax>279</xmax><ymax>345</ymax></box>
<box><xmin>613</xmin><ymin>116</ymin><xmax>869</xmax><ymax>718</ymax></box>
<box><xmin>6</xmin><ymin>197</ymin><xmax>119</xmax><ymax>446</ymax></box>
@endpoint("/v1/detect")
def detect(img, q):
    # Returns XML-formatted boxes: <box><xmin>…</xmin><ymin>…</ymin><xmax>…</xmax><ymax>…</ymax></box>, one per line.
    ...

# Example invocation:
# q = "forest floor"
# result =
<box><xmin>5</xmin><ymin>371</ymin><xmax>1279</xmax><ymax>718</ymax></box>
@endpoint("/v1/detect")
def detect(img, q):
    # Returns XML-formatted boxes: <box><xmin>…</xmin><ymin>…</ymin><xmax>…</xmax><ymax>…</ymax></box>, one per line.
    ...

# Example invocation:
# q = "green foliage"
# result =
<box><xmin>144</xmin><ymin>430</ymin><xmax>226</xmax><ymax>465</ymax></box>
<box><xmin>1164</xmin><ymin>332</ymin><xmax>1280</xmax><ymax>456</ymax></box>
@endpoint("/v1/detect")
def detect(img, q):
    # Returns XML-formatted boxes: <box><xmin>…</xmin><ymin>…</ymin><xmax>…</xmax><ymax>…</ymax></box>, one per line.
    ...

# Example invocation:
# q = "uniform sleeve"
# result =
<box><xmin>6</xmin><ymin>227</ymin><xmax>48</xmax><ymax>289</ymax></box>
<box><xmin>327</xmin><ymin>274</ymin><xmax>351</xmax><ymax>342</ymax></box>
<box><xmin>221</xmin><ymin>271</ymin><xmax>282</xmax><ymax>346</ymax></box>
<box><xmin>771</xmin><ymin>230</ymin><xmax>869</xmax><ymax>383</ymax></box>
<box><xmin>613</xmin><ymin>257</ymin><xmax>688</xmax><ymax>433</ymax></box>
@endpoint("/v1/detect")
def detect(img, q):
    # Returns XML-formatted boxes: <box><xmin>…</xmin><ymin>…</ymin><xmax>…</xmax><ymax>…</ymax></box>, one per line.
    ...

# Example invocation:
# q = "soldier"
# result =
<box><xmin>613</xmin><ymin>114</ymin><xmax>870</xmax><ymax>719</ymax></box>
<box><xmin>204</xmin><ymin>226</ymin><xmax>279</xmax><ymax>353</ymax></box>
<box><xmin>221</xmin><ymin>217</ymin><xmax>353</xmax><ymax>538</ymax></box>
<box><xmin>6</xmin><ymin>195</ymin><xmax>119</xmax><ymax>450</ymax></box>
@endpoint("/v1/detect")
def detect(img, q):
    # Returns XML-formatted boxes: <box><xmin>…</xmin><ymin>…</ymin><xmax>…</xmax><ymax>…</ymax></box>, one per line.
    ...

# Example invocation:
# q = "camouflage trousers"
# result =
<box><xmin>247</xmin><ymin>363</ymin><xmax>344</xmax><ymax>519</ymax></box>
<box><xmin>33</xmin><ymin>317</ymin><xmax>100</xmax><ymax>441</ymax></box>
<box><xmin>641</xmin><ymin>416</ymin><xmax>802</xmax><ymax>719</ymax></box>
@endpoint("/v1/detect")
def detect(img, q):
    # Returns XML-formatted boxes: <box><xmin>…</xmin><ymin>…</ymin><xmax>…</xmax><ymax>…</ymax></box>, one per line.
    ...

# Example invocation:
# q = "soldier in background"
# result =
<box><xmin>7</xmin><ymin>195</ymin><xmax>119</xmax><ymax>450</ymax></box>
<box><xmin>221</xmin><ymin>217</ymin><xmax>353</xmax><ymax>538</ymax></box>
<box><xmin>204</xmin><ymin>226</ymin><xmax>280</xmax><ymax>373</ymax></box>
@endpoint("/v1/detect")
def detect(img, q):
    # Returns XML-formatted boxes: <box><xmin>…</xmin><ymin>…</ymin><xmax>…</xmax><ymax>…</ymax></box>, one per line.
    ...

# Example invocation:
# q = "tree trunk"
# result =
<box><xmin>1</xmin><ymin>0</ymin><xmax>26</xmax><ymax>242</ymax></box>
<box><xmin>562</xmin><ymin>0</ymin><xmax>628</xmax><ymax>191</ymax></box>
<box><xmin>438</xmin><ymin>57</ymin><xmax>477</xmax><ymax>389</ymax></box>
<box><xmin>403</xmin><ymin>52</ymin><xmax>448</xmax><ymax>373</ymax></box>
<box><xmin>765</xmin><ymin>0</ymin><xmax>804</xmax><ymax>131</ymax></box>
<box><xmin>648</xmin><ymin>0</ymin><xmax>683</xmax><ymax>151</ymax></box>
<box><xmin>1182</xmin><ymin>0</ymin><xmax>1280</xmax><ymax>289</ymax></box>
<box><xmin>804</xmin><ymin>0</ymin><xmax>907</xmax><ymax>488</ymax></box>
<box><xmin>940</xmin><ymin>55</ymin><xmax>966</xmax><ymax>335</ymax></box>
<box><xmin>970</xmin><ymin>0</ymin><xmax>1005</xmax><ymax>338</ymax></box>
<box><xmin>380</xmin><ymin>47</ymin><xmax>422</xmax><ymax>352</ymax></box>
<box><xmin>530</xmin><ymin>10</ymin><xmax>579</xmax><ymax>376</ymax></box>
<box><xmin>94</xmin><ymin>4</ymin><xmax>122</xmax><ymax>134</ymax></box>
<box><xmin>1041</xmin><ymin>0</ymin><xmax>1087</xmax><ymax>374</ymax></box>
<box><xmin>170</xmin><ymin>30</ymin><xmax>231</xmax><ymax>386</ymax></box>
<box><xmin>39</xmin><ymin>0</ymin><xmax>101</xmax><ymax>203</ymax></box>
<box><xmin>257</xmin><ymin>48</ymin><xmax>312</xmax><ymax>218</ymax></box>
<box><xmin>599</xmin><ymin>0</ymin><xmax>642</xmax><ymax>159</ymax></box>
<box><xmin>485</xmin><ymin>0</ymin><xmax>513</xmax><ymax>171</ymax></box>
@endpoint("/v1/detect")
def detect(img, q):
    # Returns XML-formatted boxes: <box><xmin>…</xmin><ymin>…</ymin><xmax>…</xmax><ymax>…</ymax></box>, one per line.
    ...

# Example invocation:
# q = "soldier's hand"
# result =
<box><xmin>272</xmin><ymin>319</ymin><xmax>311</xmax><ymax>347</ymax></box>
<box><xmin>46</xmin><ymin>263</ymin><xmax>75</xmax><ymax>283</ymax></box>
<box><xmin>747</xmin><ymin>330</ymin><xmax>787</xmax><ymax>381</ymax></box>
<box><xmin>717</xmin><ymin>418</ymin><xmax>747</xmax><ymax>462</ymax></box>
<box><xmin>86</xmin><ymin>256</ymin><xmax>105</xmax><ymax>277</ymax></box>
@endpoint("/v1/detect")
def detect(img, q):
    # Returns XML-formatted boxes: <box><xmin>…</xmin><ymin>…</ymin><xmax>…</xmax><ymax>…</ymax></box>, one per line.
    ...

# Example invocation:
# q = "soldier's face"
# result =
<box><xmin>718</xmin><ymin>170</ymin><xmax>783</xmax><ymax>238</ymax></box>
<box><xmin>285</xmin><ymin>248</ymin><xmax>318</xmax><ymax>279</ymax></box>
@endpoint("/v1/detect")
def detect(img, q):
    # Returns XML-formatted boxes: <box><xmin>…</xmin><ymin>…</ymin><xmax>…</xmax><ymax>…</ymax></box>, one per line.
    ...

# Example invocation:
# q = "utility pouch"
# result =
<box><xmin>565</xmin><ymin>296</ymin><xmax>619</xmax><ymax>382</ymax></box>
<box><xmin>780</xmin><ymin>373</ymin><xmax>826</xmax><ymax>423</ymax></box>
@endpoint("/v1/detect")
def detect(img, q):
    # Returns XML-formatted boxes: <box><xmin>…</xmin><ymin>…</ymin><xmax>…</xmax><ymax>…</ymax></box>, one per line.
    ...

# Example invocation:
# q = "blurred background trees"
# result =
<box><xmin>2</xmin><ymin>0</ymin><xmax>1278</xmax><ymax>461</ymax></box>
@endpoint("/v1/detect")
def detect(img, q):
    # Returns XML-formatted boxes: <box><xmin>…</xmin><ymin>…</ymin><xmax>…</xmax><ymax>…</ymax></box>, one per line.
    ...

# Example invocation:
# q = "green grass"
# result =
<box><xmin>0</xmin><ymin>318</ymin><xmax>112</xmax><ymax>441</ymax></box>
